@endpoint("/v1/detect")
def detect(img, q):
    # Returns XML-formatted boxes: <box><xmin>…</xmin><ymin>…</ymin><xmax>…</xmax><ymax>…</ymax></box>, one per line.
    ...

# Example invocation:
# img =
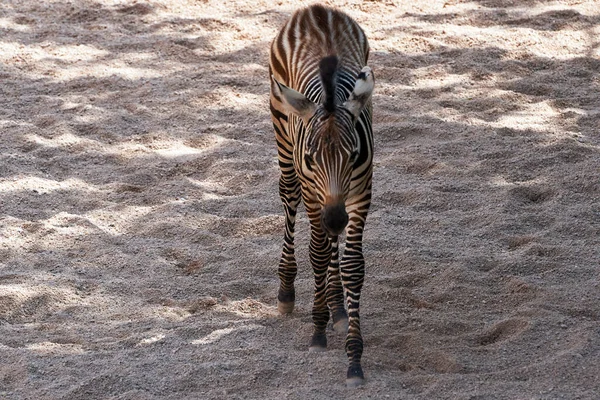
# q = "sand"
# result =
<box><xmin>1</xmin><ymin>0</ymin><xmax>599</xmax><ymax>398</ymax></box>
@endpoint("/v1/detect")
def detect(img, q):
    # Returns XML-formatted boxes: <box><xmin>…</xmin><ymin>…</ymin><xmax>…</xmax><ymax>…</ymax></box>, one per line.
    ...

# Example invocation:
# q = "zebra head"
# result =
<box><xmin>272</xmin><ymin>56</ymin><xmax>374</xmax><ymax>237</ymax></box>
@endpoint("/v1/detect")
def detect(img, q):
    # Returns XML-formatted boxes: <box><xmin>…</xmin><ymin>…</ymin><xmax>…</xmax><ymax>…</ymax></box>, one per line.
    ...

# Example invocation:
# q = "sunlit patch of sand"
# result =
<box><xmin>25</xmin><ymin>342</ymin><xmax>86</xmax><ymax>355</ymax></box>
<box><xmin>215</xmin><ymin>298</ymin><xmax>278</xmax><ymax>318</ymax></box>
<box><xmin>0</xmin><ymin>176</ymin><xmax>98</xmax><ymax>194</ymax></box>
<box><xmin>0</xmin><ymin>17</ymin><xmax>32</xmax><ymax>32</ymax></box>
<box><xmin>192</xmin><ymin>323</ymin><xmax>265</xmax><ymax>345</ymax></box>
<box><xmin>84</xmin><ymin>205</ymin><xmax>155</xmax><ymax>236</ymax></box>
<box><xmin>137</xmin><ymin>332</ymin><xmax>167</xmax><ymax>346</ymax></box>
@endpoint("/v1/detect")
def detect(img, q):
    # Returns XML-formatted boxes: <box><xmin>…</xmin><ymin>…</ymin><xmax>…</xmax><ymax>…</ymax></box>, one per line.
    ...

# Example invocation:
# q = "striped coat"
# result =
<box><xmin>269</xmin><ymin>4</ymin><xmax>374</xmax><ymax>387</ymax></box>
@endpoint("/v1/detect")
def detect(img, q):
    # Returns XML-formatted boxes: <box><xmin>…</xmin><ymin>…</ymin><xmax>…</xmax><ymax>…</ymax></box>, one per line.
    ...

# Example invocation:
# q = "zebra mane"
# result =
<box><xmin>319</xmin><ymin>55</ymin><xmax>338</xmax><ymax>113</ymax></box>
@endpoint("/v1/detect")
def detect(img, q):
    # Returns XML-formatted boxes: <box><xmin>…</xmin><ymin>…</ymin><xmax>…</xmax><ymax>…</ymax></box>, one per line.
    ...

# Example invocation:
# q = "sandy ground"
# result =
<box><xmin>1</xmin><ymin>0</ymin><xmax>599</xmax><ymax>398</ymax></box>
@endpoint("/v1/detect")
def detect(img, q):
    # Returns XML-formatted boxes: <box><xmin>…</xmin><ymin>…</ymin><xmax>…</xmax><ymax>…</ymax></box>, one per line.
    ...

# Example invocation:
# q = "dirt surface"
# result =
<box><xmin>1</xmin><ymin>0</ymin><xmax>599</xmax><ymax>398</ymax></box>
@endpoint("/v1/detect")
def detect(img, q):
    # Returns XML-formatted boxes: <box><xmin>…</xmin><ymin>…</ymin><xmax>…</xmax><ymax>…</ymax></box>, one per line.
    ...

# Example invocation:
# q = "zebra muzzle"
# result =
<box><xmin>321</xmin><ymin>203</ymin><xmax>349</xmax><ymax>237</ymax></box>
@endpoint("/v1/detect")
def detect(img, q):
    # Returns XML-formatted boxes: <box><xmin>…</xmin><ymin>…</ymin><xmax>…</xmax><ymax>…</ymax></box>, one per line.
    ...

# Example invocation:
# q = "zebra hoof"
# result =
<box><xmin>277</xmin><ymin>289</ymin><xmax>295</xmax><ymax>314</ymax></box>
<box><xmin>346</xmin><ymin>365</ymin><xmax>365</xmax><ymax>388</ymax></box>
<box><xmin>346</xmin><ymin>376</ymin><xmax>365</xmax><ymax>388</ymax></box>
<box><xmin>277</xmin><ymin>300</ymin><xmax>294</xmax><ymax>314</ymax></box>
<box><xmin>332</xmin><ymin>310</ymin><xmax>348</xmax><ymax>333</ymax></box>
<box><xmin>309</xmin><ymin>333</ymin><xmax>327</xmax><ymax>352</ymax></box>
<box><xmin>333</xmin><ymin>318</ymin><xmax>348</xmax><ymax>333</ymax></box>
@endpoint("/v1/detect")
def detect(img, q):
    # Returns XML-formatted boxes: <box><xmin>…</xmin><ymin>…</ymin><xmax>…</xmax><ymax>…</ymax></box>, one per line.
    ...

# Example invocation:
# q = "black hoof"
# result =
<box><xmin>346</xmin><ymin>365</ymin><xmax>364</xmax><ymax>387</ymax></box>
<box><xmin>309</xmin><ymin>333</ymin><xmax>327</xmax><ymax>352</ymax></box>
<box><xmin>332</xmin><ymin>309</ymin><xmax>348</xmax><ymax>333</ymax></box>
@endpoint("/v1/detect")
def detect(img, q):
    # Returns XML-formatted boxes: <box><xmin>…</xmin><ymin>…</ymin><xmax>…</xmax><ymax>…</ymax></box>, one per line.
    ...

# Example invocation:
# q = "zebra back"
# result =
<box><xmin>270</xmin><ymin>4</ymin><xmax>370</xmax><ymax>105</ymax></box>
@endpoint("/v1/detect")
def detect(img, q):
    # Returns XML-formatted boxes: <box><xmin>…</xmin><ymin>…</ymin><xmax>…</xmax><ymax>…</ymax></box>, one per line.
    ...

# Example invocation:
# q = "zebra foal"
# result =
<box><xmin>269</xmin><ymin>4</ymin><xmax>374</xmax><ymax>387</ymax></box>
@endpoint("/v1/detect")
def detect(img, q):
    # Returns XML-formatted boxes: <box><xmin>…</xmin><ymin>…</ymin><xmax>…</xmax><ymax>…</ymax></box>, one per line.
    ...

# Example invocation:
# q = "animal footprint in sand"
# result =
<box><xmin>477</xmin><ymin>319</ymin><xmax>529</xmax><ymax>346</ymax></box>
<box><xmin>509</xmin><ymin>185</ymin><xmax>554</xmax><ymax>205</ymax></box>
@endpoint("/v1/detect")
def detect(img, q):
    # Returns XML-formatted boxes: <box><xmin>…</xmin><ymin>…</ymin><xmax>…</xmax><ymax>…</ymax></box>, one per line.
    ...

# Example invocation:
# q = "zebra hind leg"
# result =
<box><xmin>327</xmin><ymin>236</ymin><xmax>348</xmax><ymax>333</ymax></box>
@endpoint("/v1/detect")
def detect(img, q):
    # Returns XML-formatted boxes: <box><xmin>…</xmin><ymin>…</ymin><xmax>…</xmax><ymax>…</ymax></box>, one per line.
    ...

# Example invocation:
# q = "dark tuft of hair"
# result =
<box><xmin>319</xmin><ymin>55</ymin><xmax>338</xmax><ymax>113</ymax></box>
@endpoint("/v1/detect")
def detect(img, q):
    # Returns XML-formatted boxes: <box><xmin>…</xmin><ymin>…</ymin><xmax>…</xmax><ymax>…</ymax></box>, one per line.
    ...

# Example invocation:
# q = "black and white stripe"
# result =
<box><xmin>269</xmin><ymin>4</ymin><xmax>374</xmax><ymax>387</ymax></box>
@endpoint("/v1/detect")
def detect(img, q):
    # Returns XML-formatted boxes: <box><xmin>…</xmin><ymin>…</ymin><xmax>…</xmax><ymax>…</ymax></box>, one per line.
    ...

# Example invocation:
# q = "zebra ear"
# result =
<box><xmin>272</xmin><ymin>76</ymin><xmax>317</xmax><ymax>123</ymax></box>
<box><xmin>343</xmin><ymin>66</ymin><xmax>374</xmax><ymax>118</ymax></box>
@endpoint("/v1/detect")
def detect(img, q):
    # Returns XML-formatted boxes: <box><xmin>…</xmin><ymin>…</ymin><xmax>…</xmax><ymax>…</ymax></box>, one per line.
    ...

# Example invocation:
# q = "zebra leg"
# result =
<box><xmin>327</xmin><ymin>236</ymin><xmax>348</xmax><ymax>333</ymax></box>
<box><xmin>340</xmin><ymin>219</ymin><xmax>367</xmax><ymax>387</ymax></box>
<box><xmin>307</xmin><ymin>210</ymin><xmax>332</xmax><ymax>351</ymax></box>
<box><xmin>277</xmin><ymin>173</ymin><xmax>300</xmax><ymax>314</ymax></box>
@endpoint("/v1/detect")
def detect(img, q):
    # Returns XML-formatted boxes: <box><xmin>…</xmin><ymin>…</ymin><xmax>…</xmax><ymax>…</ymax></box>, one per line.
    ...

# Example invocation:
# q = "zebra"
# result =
<box><xmin>268</xmin><ymin>4</ymin><xmax>374</xmax><ymax>387</ymax></box>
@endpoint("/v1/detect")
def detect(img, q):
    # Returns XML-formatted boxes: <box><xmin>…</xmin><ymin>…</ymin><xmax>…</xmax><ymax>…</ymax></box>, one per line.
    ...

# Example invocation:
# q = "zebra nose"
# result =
<box><xmin>321</xmin><ymin>203</ymin><xmax>348</xmax><ymax>237</ymax></box>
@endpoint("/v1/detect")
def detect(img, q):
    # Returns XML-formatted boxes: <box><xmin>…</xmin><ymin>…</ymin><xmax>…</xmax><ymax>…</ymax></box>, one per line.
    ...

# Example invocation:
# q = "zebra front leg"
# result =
<box><xmin>277</xmin><ymin>173</ymin><xmax>300</xmax><ymax>314</ymax></box>
<box><xmin>327</xmin><ymin>236</ymin><xmax>348</xmax><ymax>332</ymax></box>
<box><xmin>340</xmin><ymin>221</ymin><xmax>366</xmax><ymax>387</ymax></box>
<box><xmin>307</xmin><ymin>210</ymin><xmax>333</xmax><ymax>351</ymax></box>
